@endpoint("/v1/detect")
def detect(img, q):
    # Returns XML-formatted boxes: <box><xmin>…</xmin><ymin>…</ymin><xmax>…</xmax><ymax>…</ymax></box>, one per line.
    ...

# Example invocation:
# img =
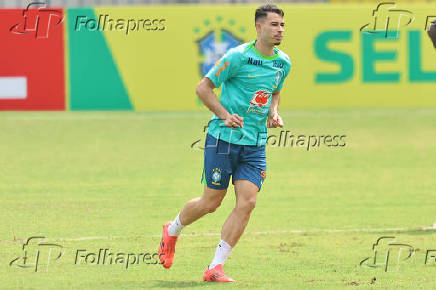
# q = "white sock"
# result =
<box><xmin>209</xmin><ymin>239</ymin><xmax>232</xmax><ymax>269</ymax></box>
<box><xmin>167</xmin><ymin>214</ymin><xmax>184</xmax><ymax>236</ymax></box>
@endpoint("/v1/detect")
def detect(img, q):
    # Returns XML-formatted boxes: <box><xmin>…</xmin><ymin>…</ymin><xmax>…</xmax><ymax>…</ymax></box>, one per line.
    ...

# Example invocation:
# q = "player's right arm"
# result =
<box><xmin>196</xmin><ymin>78</ymin><xmax>243</xmax><ymax>129</ymax></box>
<box><xmin>196</xmin><ymin>48</ymin><xmax>244</xmax><ymax>129</ymax></box>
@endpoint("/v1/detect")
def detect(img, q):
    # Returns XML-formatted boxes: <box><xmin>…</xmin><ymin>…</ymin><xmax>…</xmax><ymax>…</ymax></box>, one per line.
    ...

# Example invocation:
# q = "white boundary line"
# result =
<box><xmin>27</xmin><ymin>226</ymin><xmax>435</xmax><ymax>243</ymax></box>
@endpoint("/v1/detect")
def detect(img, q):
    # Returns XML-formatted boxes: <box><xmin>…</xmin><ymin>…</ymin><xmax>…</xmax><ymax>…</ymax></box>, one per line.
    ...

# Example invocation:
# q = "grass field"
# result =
<box><xmin>1</xmin><ymin>108</ymin><xmax>436</xmax><ymax>289</ymax></box>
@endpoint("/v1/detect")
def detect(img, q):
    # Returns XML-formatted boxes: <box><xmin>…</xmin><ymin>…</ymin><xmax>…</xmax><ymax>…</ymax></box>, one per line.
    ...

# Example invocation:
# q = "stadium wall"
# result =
<box><xmin>1</xmin><ymin>4</ymin><xmax>435</xmax><ymax>111</ymax></box>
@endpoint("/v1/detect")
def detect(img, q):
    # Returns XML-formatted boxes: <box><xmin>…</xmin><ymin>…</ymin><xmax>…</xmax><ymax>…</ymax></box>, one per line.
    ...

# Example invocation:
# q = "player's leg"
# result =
<box><xmin>166</xmin><ymin>186</ymin><xmax>227</xmax><ymax>241</ymax></box>
<box><xmin>221</xmin><ymin>179</ymin><xmax>258</xmax><ymax>246</ymax></box>
<box><xmin>178</xmin><ymin>186</ymin><xmax>227</xmax><ymax>226</ymax></box>
<box><xmin>159</xmin><ymin>133</ymin><xmax>232</xmax><ymax>269</ymax></box>
<box><xmin>220</xmin><ymin>145</ymin><xmax>266</xmax><ymax>247</ymax></box>
<box><xmin>204</xmin><ymin>145</ymin><xmax>266</xmax><ymax>282</ymax></box>
<box><xmin>158</xmin><ymin>186</ymin><xmax>227</xmax><ymax>269</ymax></box>
<box><xmin>203</xmin><ymin>179</ymin><xmax>258</xmax><ymax>282</ymax></box>
<box><xmin>176</xmin><ymin>133</ymin><xmax>232</xmax><ymax>228</ymax></box>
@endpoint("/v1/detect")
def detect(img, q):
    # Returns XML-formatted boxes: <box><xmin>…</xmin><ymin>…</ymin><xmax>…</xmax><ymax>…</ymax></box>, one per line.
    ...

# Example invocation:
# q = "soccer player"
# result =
<box><xmin>158</xmin><ymin>4</ymin><xmax>292</xmax><ymax>282</ymax></box>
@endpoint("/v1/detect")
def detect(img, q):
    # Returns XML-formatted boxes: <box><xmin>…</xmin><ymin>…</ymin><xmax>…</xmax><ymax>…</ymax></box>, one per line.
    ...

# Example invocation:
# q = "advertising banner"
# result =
<box><xmin>2</xmin><ymin>4</ymin><xmax>435</xmax><ymax>111</ymax></box>
<box><xmin>68</xmin><ymin>4</ymin><xmax>436</xmax><ymax>110</ymax></box>
<box><xmin>0</xmin><ymin>5</ymin><xmax>65</xmax><ymax>110</ymax></box>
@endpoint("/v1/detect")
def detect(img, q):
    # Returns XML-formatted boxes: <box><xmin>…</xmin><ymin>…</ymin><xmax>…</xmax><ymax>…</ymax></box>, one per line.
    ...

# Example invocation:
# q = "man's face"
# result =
<box><xmin>257</xmin><ymin>12</ymin><xmax>285</xmax><ymax>46</ymax></box>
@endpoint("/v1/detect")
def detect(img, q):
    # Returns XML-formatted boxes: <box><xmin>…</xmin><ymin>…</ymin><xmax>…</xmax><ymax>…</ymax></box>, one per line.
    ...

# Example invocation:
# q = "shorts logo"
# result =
<box><xmin>261</xmin><ymin>170</ymin><xmax>267</xmax><ymax>179</ymax></box>
<box><xmin>211</xmin><ymin>168</ymin><xmax>222</xmax><ymax>185</ymax></box>
<box><xmin>250</xmin><ymin>90</ymin><xmax>271</xmax><ymax>107</ymax></box>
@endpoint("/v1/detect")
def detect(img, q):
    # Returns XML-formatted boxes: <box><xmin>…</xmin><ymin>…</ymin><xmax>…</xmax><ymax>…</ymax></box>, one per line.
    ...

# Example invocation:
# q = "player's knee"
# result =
<box><xmin>238</xmin><ymin>198</ymin><xmax>257</xmax><ymax>213</ymax></box>
<box><xmin>246</xmin><ymin>199</ymin><xmax>257</xmax><ymax>212</ymax></box>
<box><xmin>205</xmin><ymin>199</ymin><xmax>222</xmax><ymax>213</ymax></box>
<box><xmin>200</xmin><ymin>196</ymin><xmax>222</xmax><ymax>213</ymax></box>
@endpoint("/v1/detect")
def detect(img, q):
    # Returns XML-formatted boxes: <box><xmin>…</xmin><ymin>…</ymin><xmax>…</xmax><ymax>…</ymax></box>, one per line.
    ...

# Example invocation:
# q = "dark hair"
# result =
<box><xmin>255</xmin><ymin>4</ymin><xmax>284</xmax><ymax>23</ymax></box>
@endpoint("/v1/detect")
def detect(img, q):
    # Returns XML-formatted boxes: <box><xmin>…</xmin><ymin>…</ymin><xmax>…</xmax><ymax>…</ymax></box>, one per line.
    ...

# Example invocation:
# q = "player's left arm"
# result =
<box><xmin>267</xmin><ymin>91</ymin><xmax>284</xmax><ymax>128</ymax></box>
<box><xmin>268</xmin><ymin>56</ymin><xmax>291</xmax><ymax>128</ymax></box>
<box><xmin>267</xmin><ymin>55</ymin><xmax>292</xmax><ymax>128</ymax></box>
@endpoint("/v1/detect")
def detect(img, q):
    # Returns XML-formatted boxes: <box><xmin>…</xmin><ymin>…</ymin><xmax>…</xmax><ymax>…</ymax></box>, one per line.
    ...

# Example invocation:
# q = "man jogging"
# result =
<box><xmin>158</xmin><ymin>4</ymin><xmax>292</xmax><ymax>282</ymax></box>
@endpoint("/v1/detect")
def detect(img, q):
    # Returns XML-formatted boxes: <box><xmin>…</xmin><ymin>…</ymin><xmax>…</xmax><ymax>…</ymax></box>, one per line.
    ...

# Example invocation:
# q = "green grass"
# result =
<box><xmin>1</xmin><ymin>108</ymin><xmax>436</xmax><ymax>289</ymax></box>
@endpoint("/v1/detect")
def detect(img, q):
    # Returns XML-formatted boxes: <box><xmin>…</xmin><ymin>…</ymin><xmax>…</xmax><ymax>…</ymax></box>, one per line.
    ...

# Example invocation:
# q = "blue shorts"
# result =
<box><xmin>201</xmin><ymin>134</ymin><xmax>267</xmax><ymax>191</ymax></box>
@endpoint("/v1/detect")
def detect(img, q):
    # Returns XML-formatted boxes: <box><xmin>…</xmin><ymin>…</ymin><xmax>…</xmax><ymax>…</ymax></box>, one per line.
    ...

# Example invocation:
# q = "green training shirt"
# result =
<box><xmin>205</xmin><ymin>40</ymin><xmax>292</xmax><ymax>146</ymax></box>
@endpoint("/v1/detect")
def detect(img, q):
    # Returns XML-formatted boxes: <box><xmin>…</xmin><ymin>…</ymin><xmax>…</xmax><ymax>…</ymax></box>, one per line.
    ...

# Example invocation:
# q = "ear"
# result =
<box><xmin>255</xmin><ymin>21</ymin><xmax>261</xmax><ymax>34</ymax></box>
